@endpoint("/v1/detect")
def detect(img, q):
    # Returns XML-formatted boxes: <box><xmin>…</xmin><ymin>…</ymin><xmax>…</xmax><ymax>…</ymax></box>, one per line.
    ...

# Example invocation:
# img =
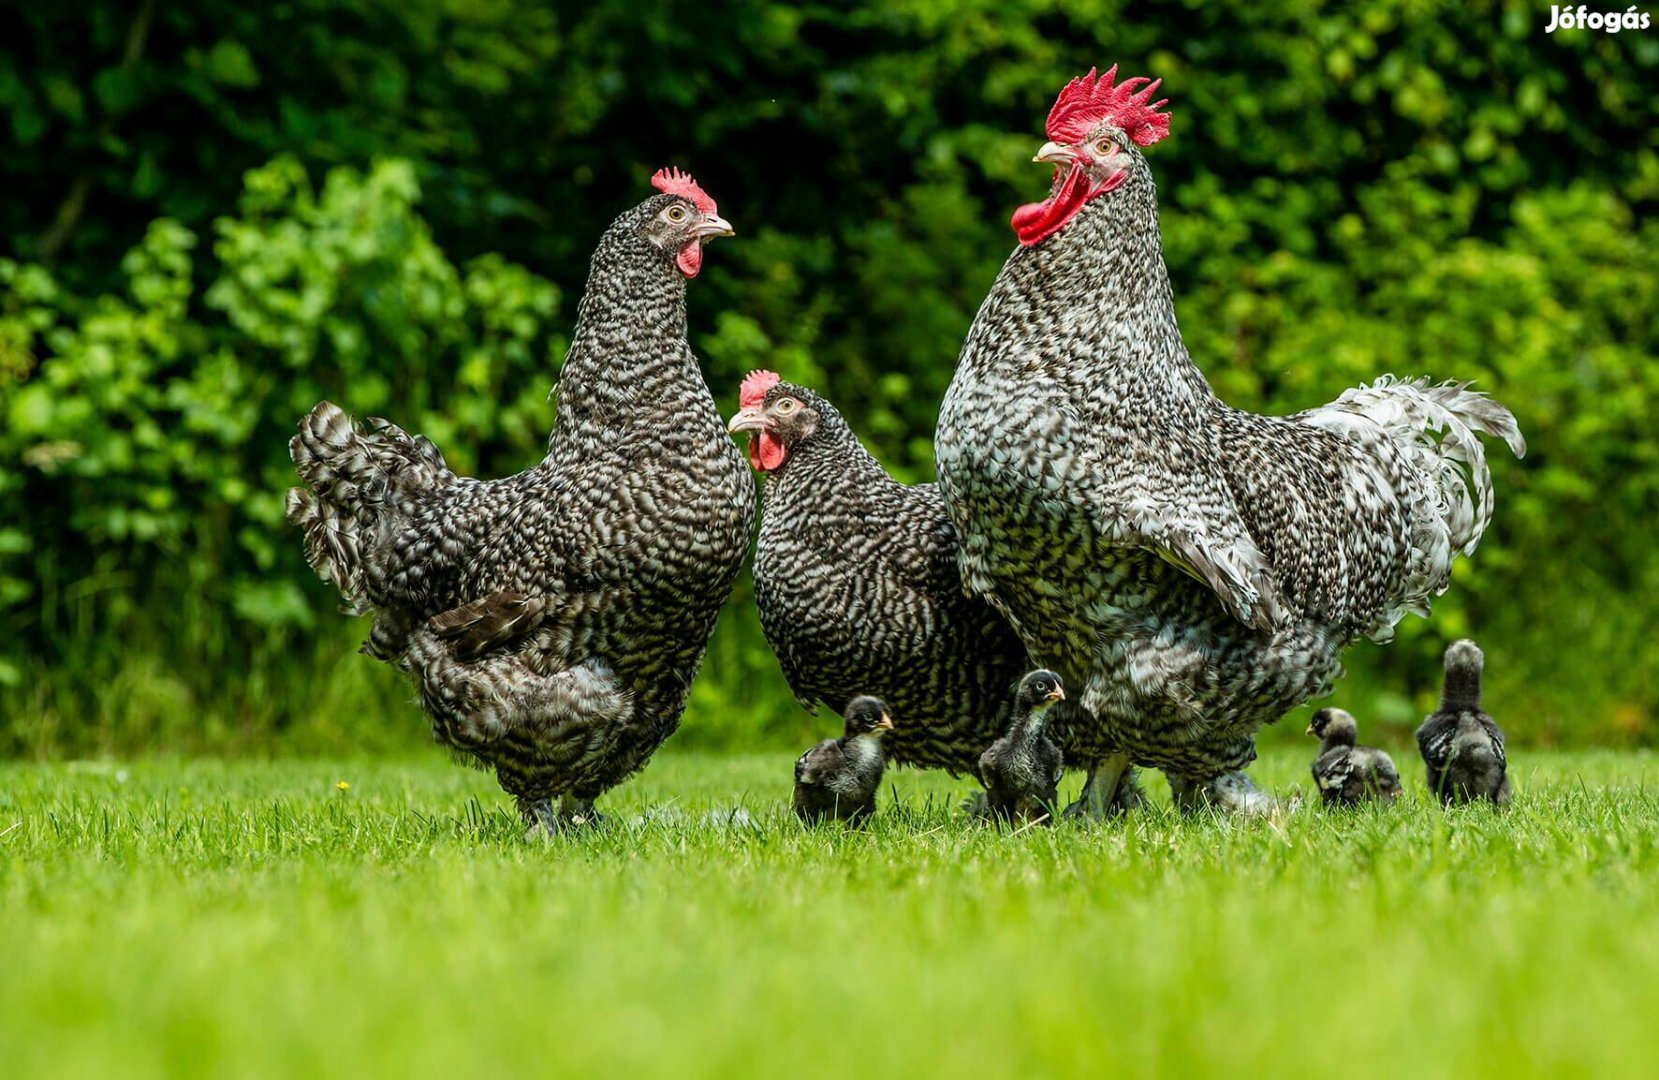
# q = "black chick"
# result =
<box><xmin>1307</xmin><ymin>707</ymin><xmax>1403</xmax><ymax>807</ymax></box>
<box><xmin>793</xmin><ymin>696</ymin><xmax>893</xmax><ymax>824</ymax></box>
<box><xmin>979</xmin><ymin>671</ymin><xmax>1067</xmax><ymax>826</ymax></box>
<box><xmin>1417</xmin><ymin>640</ymin><xmax>1511</xmax><ymax>806</ymax></box>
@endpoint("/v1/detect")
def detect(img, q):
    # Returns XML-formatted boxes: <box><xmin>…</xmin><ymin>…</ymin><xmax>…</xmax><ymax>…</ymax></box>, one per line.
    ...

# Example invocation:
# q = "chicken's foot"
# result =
<box><xmin>1063</xmin><ymin>753</ymin><xmax>1144</xmax><ymax>821</ymax></box>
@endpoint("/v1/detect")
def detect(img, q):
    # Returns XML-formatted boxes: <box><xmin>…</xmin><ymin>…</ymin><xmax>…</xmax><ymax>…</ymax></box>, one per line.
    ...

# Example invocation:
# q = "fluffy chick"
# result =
<box><xmin>979</xmin><ymin>671</ymin><xmax>1067</xmax><ymax>826</ymax></box>
<box><xmin>1308</xmin><ymin>707</ymin><xmax>1403</xmax><ymax>807</ymax></box>
<box><xmin>793</xmin><ymin>696</ymin><xmax>893</xmax><ymax>824</ymax></box>
<box><xmin>1417</xmin><ymin>640</ymin><xmax>1511</xmax><ymax>806</ymax></box>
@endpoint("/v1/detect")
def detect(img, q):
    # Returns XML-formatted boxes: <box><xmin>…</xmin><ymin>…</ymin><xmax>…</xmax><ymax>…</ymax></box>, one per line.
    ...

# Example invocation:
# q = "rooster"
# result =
<box><xmin>935</xmin><ymin>68</ymin><xmax>1525</xmax><ymax>816</ymax></box>
<box><xmin>286</xmin><ymin>168</ymin><xmax>753</xmax><ymax>832</ymax></box>
<box><xmin>728</xmin><ymin>372</ymin><xmax>1032</xmax><ymax>776</ymax></box>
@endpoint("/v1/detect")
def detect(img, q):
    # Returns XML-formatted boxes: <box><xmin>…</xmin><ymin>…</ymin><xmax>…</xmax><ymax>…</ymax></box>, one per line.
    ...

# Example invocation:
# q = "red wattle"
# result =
<box><xmin>749</xmin><ymin>433</ymin><xmax>786</xmax><ymax>472</ymax></box>
<box><xmin>676</xmin><ymin>242</ymin><xmax>703</xmax><ymax>277</ymax></box>
<box><xmin>1012</xmin><ymin>167</ymin><xmax>1126</xmax><ymax>247</ymax></box>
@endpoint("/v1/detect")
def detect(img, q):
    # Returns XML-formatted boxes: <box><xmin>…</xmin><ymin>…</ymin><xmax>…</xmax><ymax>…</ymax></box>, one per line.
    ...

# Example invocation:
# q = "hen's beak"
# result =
<box><xmin>695</xmin><ymin>214</ymin><xmax>735</xmax><ymax>239</ymax></box>
<box><xmin>876</xmin><ymin>712</ymin><xmax>895</xmax><ymax>731</ymax></box>
<box><xmin>1046</xmin><ymin>687</ymin><xmax>1066</xmax><ymax>702</ymax></box>
<box><xmin>727</xmin><ymin>407</ymin><xmax>768</xmax><ymax>434</ymax></box>
<box><xmin>1033</xmin><ymin>141</ymin><xmax>1076</xmax><ymax>166</ymax></box>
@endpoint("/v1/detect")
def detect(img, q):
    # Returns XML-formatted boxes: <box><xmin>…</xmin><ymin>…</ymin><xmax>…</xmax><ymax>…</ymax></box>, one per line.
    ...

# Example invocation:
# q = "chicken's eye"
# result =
<box><xmin>667</xmin><ymin>205</ymin><xmax>688</xmax><ymax>223</ymax></box>
<box><xmin>1095</xmin><ymin>139</ymin><xmax>1114</xmax><ymax>156</ymax></box>
<box><xmin>776</xmin><ymin>398</ymin><xmax>799</xmax><ymax>414</ymax></box>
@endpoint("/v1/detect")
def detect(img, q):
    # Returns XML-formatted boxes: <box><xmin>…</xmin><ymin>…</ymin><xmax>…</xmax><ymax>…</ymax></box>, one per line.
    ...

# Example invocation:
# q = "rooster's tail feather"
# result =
<box><xmin>286</xmin><ymin>401</ymin><xmax>455</xmax><ymax>611</ymax></box>
<box><xmin>1309</xmin><ymin>377</ymin><xmax>1523</xmax><ymax>634</ymax></box>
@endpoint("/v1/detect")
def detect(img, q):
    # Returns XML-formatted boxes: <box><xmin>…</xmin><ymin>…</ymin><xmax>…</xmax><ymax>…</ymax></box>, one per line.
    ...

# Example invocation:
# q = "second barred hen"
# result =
<box><xmin>729</xmin><ymin>374</ymin><xmax>1033</xmax><ymax>776</ymax></box>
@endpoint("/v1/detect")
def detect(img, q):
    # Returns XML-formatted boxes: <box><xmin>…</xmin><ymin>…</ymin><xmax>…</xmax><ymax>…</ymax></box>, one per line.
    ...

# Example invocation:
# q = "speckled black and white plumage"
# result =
<box><xmin>793</xmin><ymin>696</ymin><xmax>892</xmax><ymax>824</ymax></box>
<box><xmin>935</xmin><ymin>84</ymin><xmax>1525</xmax><ymax>815</ymax></box>
<box><xmin>979</xmin><ymin>671</ymin><xmax>1067</xmax><ymax>825</ymax></box>
<box><xmin>733</xmin><ymin>381</ymin><xmax>1032</xmax><ymax>775</ymax></box>
<box><xmin>286</xmin><ymin>188</ymin><xmax>754</xmax><ymax>827</ymax></box>
<box><xmin>1307</xmin><ymin>707</ymin><xmax>1402</xmax><ymax>807</ymax></box>
<box><xmin>1418</xmin><ymin>640</ymin><xmax>1511</xmax><ymax>806</ymax></box>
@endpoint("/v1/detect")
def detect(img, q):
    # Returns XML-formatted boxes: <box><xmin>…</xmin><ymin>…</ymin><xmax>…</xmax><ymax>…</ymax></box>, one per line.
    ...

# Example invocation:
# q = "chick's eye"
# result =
<box><xmin>667</xmin><ymin>206</ymin><xmax>687</xmax><ymax>223</ymax></box>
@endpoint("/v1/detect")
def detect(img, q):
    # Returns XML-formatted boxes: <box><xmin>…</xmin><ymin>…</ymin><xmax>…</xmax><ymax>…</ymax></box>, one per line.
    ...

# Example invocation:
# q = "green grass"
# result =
<box><xmin>2</xmin><ymin>747</ymin><xmax>1656</xmax><ymax>1078</ymax></box>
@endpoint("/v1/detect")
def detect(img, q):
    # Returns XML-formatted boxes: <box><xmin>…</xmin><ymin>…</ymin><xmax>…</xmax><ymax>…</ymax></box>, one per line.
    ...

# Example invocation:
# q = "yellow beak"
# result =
<box><xmin>1034</xmin><ymin>141</ymin><xmax>1075</xmax><ymax>165</ymax></box>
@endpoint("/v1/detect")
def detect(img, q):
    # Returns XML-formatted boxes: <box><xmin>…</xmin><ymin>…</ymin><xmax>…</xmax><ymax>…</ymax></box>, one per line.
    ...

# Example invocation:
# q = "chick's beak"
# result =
<box><xmin>876</xmin><ymin>713</ymin><xmax>895</xmax><ymax>731</ymax></box>
<box><xmin>1305</xmin><ymin>723</ymin><xmax>1317</xmax><ymax>736</ymax></box>
<box><xmin>695</xmin><ymin>213</ymin><xmax>735</xmax><ymax>239</ymax></box>
<box><xmin>1033</xmin><ymin>141</ymin><xmax>1076</xmax><ymax>166</ymax></box>
<box><xmin>1046</xmin><ymin>688</ymin><xmax>1065</xmax><ymax>702</ymax></box>
<box><xmin>727</xmin><ymin>407</ymin><xmax>768</xmax><ymax>434</ymax></box>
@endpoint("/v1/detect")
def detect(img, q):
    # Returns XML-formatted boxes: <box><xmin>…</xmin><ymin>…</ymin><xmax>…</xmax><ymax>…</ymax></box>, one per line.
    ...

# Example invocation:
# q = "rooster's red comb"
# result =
<box><xmin>740</xmin><ymin>370</ymin><xmax>781</xmax><ymax>408</ymax></box>
<box><xmin>1045</xmin><ymin>65</ymin><xmax>1171</xmax><ymax>148</ymax></box>
<box><xmin>651</xmin><ymin>166</ymin><xmax>718</xmax><ymax>214</ymax></box>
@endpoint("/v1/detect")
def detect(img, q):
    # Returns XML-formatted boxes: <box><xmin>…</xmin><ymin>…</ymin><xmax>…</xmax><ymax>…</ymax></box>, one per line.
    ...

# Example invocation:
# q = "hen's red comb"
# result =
<box><xmin>1045</xmin><ymin>65</ymin><xmax>1171</xmax><ymax>148</ymax></box>
<box><xmin>651</xmin><ymin>166</ymin><xmax>718</xmax><ymax>214</ymax></box>
<box><xmin>740</xmin><ymin>370</ymin><xmax>781</xmax><ymax>408</ymax></box>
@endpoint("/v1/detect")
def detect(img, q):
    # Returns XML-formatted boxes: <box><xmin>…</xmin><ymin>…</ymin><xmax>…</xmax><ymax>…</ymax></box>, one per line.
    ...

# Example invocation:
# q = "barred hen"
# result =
<box><xmin>935</xmin><ymin>67</ymin><xmax>1526</xmax><ymax>817</ymax></box>
<box><xmin>728</xmin><ymin>373</ymin><xmax>1032</xmax><ymax>775</ymax></box>
<box><xmin>1307</xmin><ymin>707</ymin><xmax>1402</xmax><ymax>807</ymax></box>
<box><xmin>793</xmin><ymin>696</ymin><xmax>893</xmax><ymax>825</ymax></box>
<box><xmin>286</xmin><ymin>169</ymin><xmax>753</xmax><ymax>832</ymax></box>
<box><xmin>1418</xmin><ymin>640</ymin><xmax>1511</xmax><ymax>806</ymax></box>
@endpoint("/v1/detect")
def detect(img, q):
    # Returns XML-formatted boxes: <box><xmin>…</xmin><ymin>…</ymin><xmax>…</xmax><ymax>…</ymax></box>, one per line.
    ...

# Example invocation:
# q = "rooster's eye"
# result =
<box><xmin>667</xmin><ymin>206</ymin><xmax>687</xmax><ymax>223</ymax></box>
<box><xmin>1095</xmin><ymin>139</ymin><xmax>1113</xmax><ymax>156</ymax></box>
<box><xmin>776</xmin><ymin>399</ymin><xmax>798</xmax><ymax>414</ymax></box>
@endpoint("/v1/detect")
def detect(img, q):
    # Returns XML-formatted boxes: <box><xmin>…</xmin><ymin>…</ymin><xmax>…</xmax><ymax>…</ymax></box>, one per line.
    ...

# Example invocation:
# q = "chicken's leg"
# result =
<box><xmin>1168</xmin><ymin>771</ymin><xmax>1276</xmax><ymax>817</ymax></box>
<box><xmin>1064</xmin><ymin>752</ymin><xmax>1144</xmax><ymax>820</ymax></box>
<box><xmin>519</xmin><ymin>794</ymin><xmax>609</xmax><ymax>840</ymax></box>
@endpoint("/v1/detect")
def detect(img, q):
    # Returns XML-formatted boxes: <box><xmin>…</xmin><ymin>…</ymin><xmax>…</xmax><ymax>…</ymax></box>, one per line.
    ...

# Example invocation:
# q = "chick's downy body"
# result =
<box><xmin>980</xmin><ymin>671</ymin><xmax>1067</xmax><ymax>825</ymax></box>
<box><xmin>1308</xmin><ymin>707</ymin><xmax>1402</xmax><ymax>807</ymax></box>
<box><xmin>1418</xmin><ymin>640</ymin><xmax>1511</xmax><ymax>806</ymax></box>
<box><xmin>794</xmin><ymin>697</ymin><xmax>893</xmax><ymax>824</ymax></box>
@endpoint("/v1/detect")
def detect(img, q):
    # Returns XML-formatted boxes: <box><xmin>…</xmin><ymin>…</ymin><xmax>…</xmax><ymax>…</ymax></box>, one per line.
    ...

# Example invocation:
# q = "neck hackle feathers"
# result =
<box><xmin>651</xmin><ymin>167</ymin><xmax>718</xmax><ymax>214</ymax></box>
<box><xmin>1046</xmin><ymin>65</ymin><xmax>1171</xmax><ymax>147</ymax></box>
<box><xmin>740</xmin><ymin>370</ymin><xmax>781</xmax><ymax>408</ymax></box>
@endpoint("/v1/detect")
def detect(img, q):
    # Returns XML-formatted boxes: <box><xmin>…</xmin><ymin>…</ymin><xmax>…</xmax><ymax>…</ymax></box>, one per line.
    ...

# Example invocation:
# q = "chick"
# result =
<box><xmin>979</xmin><ymin>671</ymin><xmax>1067</xmax><ymax>826</ymax></box>
<box><xmin>1307</xmin><ymin>707</ymin><xmax>1403</xmax><ymax>807</ymax></box>
<box><xmin>793</xmin><ymin>696</ymin><xmax>893</xmax><ymax>824</ymax></box>
<box><xmin>1417</xmin><ymin>640</ymin><xmax>1512</xmax><ymax>806</ymax></box>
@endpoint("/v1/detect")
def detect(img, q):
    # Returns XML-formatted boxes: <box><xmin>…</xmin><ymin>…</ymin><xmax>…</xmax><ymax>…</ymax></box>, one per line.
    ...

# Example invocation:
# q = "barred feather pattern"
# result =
<box><xmin>751</xmin><ymin>384</ymin><xmax>1033</xmax><ymax>775</ymax></box>
<box><xmin>286</xmin><ymin>194</ymin><xmax>756</xmax><ymax>812</ymax></box>
<box><xmin>936</xmin><ymin>148</ymin><xmax>1522</xmax><ymax>785</ymax></box>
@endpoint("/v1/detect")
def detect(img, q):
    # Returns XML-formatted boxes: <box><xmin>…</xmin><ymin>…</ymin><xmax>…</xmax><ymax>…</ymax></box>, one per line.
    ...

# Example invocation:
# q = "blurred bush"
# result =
<box><xmin>0</xmin><ymin>0</ymin><xmax>1653</xmax><ymax>755</ymax></box>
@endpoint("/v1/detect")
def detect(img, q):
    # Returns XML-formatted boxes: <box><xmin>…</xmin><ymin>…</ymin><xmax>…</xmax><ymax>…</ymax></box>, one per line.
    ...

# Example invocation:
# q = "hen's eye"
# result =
<box><xmin>776</xmin><ymin>399</ymin><xmax>799</xmax><ymax>414</ymax></box>
<box><xmin>667</xmin><ymin>205</ymin><xmax>687</xmax><ymax>223</ymax></box>
<box><xmin>1096</xmin><ymin>139</ymin><xmax>1113</xmax><ymax>155</ymax></box>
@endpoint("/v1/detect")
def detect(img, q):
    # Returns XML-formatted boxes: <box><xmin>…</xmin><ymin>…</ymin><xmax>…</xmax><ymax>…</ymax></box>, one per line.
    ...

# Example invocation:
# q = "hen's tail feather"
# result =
<box><xmin>1307</xmin><ymin>377</ymin><xmax>1523</xmax><ymax>635</ymax></box>
<box><xmin>1440</xmin><ymin>638</ymin><xmax>1484</xmax><ymax>712</ymax></box>
<box><xmin>286</xmin><ymin>401</ymin><xmax>456</xmax><ymax>612</ymax></box>
<box><xmin>430</xmin><ymin>592</ymin><xmax>550</xmax><ymax>663</ymax></box>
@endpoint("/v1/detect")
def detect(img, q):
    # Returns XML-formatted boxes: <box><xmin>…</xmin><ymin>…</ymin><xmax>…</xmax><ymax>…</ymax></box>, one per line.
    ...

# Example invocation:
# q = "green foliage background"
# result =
<box><xmin>1</xmin><ymin>1</ymin><xmax>1653</xmax><ymax>757</ymax></box>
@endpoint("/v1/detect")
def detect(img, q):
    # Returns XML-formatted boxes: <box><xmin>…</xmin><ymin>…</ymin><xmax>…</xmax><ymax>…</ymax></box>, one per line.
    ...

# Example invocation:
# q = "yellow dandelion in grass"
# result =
<box><xmin>336</xmin><ymin>781</ymin><xmax>351</xmax><ymax>791</ymax></box>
